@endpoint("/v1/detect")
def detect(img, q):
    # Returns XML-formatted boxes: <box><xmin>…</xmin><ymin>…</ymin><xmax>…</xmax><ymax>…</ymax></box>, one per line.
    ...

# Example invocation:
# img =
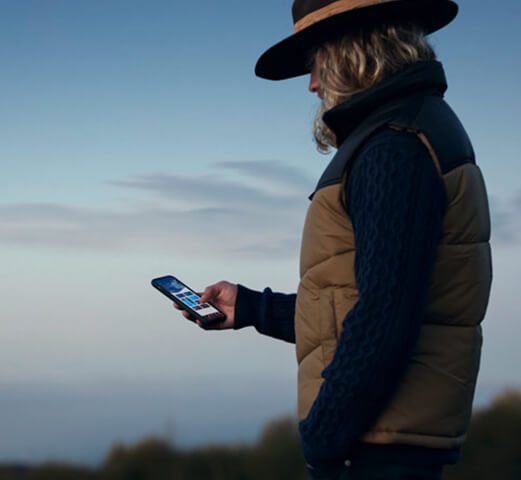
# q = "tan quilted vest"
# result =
<box><xmin>295</xmin><ymin>69</ymin><xmax>492</xmax><ymax>449</ymax></box>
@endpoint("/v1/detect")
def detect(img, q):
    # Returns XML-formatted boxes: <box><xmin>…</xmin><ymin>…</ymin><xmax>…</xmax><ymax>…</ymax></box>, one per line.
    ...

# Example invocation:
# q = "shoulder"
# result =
<box><xmin>355</xmin><ymin>127</ymin><xmax>430</xmax><ymax>162</ymax></box>
<box><xmin>348</xmin><ymin>127</ymin><xmax>437</xmax><ymax>184</ymax></box>
<box><xmin>346</xmin><ymin>127</ymin><xmax>447</xmax><ymax>217</ymax></box>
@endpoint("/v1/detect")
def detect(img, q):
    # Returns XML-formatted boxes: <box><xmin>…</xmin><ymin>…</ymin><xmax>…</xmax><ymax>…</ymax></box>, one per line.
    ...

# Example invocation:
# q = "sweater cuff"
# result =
<box><xmin>300</xmin><ymin>419</ymin><xmax>347</xmax><ymax>471</ymax></box>
<box><xmin>233</xmin><ymin>284</ymin><xmax>263</xmax><ymax>330</ymax></box>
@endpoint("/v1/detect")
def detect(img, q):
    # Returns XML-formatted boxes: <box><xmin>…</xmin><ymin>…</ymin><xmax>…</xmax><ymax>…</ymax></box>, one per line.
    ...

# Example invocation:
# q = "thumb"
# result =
<box><xmin>199</xmin><ymin>284</ymin><xmax>219</xmax><ymax>304</ymax></box>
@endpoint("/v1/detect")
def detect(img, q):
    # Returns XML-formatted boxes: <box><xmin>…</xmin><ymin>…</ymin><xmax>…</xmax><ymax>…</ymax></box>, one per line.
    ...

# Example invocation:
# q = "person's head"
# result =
<box><xmin>311</xmin><ymin>22</ymin><xmax>436</xmax><ymax>152</ymax></box>
<box><xmin>255</xmin><ymin>0</ymin><xmax>458</xmax><ymax>151</ymax></box>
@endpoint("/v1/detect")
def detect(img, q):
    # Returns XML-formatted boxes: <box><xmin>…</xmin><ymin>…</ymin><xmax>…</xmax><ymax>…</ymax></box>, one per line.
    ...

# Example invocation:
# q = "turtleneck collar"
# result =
<box><xmin>322</xmin><ymin>61</ymin><xmax>448</xmax><ymax>145</ymax></box>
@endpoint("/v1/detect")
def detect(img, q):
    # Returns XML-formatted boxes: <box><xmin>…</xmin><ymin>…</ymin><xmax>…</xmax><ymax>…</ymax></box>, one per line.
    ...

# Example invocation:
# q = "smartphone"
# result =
<box><xmin>151</xmin><ymin>275</ymin><xmax>226</xmax><ymax>327</ymax></box>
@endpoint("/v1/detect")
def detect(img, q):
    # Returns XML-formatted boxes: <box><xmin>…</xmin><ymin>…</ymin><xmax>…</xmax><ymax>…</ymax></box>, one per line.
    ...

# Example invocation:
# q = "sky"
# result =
<box><xmin>1</xmin><ymin>0</ymin><xmax>521</xmax><ymax>466</ymax></box>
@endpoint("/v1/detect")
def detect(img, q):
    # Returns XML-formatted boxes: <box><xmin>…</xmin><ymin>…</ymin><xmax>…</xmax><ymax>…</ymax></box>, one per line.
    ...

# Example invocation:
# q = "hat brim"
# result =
<box><xmin>255</xmin><ymin>0</ymin><xmax>458</xmax><ymax>80</ymax></box>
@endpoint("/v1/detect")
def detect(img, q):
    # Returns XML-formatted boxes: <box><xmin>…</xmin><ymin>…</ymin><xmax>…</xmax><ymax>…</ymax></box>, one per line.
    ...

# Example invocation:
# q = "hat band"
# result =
<box><xmin>294</xmin><ymin>0</ymin><xmax>395</xmax><ymax>33</ymax></box>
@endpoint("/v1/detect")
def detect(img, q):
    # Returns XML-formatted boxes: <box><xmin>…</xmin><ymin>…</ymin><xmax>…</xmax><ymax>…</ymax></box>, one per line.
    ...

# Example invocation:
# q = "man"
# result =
<box><xmin>177</xmin><ymin>1</ymin><xmax>492</xmax><ymax>478</ymax></box>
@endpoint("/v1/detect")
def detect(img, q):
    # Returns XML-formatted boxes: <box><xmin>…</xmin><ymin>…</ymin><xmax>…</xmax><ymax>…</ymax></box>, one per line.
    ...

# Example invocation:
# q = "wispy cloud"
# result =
<box><xmin>109</xmin><ymin>160</ymin><xmax>313</xmax><ymax>209</ymax></box>
<box><xmin>0</xmin><ymin>161</ymin><xmax>315</xmax><ymax>258</ymax></box>
<box><xmin>5</xmin><ymin>161</ymin><xmax>514</xmax><ymax>256</ymax></box>
<box><xmin>216</xmin><ymin>160</ymin><xmax>315</xmax><ymax>194</ymax></box>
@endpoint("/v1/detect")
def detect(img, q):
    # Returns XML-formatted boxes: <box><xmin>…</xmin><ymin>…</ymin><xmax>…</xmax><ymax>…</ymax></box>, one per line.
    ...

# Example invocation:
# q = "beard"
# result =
<box><xmin>313</xmin><ymin>100</ymin><xmax>338</xmax><ymax>152</ymax></box>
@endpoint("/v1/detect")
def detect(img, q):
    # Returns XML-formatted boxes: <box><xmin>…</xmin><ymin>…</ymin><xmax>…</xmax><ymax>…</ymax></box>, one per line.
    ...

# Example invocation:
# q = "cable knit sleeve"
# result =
<box><xmin>299</xmin><ymin>128</ymin><xmax>447</xmax><ymax>469</ymax></box>
<box><xmin>234</xmin><ymin>285</ymin><xmax>296</xmax><ymax>343</ymax></box>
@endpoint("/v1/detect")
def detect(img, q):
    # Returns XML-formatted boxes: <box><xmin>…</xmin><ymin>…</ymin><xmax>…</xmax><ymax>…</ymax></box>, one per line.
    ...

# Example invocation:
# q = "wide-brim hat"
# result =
<box><xmin>255</xmin><ymin>0</ymin><xmax>458</xmax><ymax>80</ymax></box>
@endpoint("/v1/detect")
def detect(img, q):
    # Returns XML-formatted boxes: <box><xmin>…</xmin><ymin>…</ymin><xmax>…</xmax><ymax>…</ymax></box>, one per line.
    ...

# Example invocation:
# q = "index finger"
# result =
<box><xmin>199</xmin><ymin>284</ymin><xmax>219</xmax><ymax>304</ymax></box>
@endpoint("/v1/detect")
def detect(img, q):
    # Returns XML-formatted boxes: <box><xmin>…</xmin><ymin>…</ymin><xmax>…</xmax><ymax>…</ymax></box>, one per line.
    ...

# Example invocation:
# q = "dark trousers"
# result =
<box><xmin>307</xmin><ymin>463</ymin><xmax>443</xmax><ymax>480</ymax></box>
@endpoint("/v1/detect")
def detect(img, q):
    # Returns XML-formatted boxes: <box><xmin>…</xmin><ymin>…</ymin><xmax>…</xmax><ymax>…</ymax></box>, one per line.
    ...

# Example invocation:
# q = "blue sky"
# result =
<box><xmin>1</xmin><ymin>0</ymin><xmax>521</xmax><ymax>466</ymax></box>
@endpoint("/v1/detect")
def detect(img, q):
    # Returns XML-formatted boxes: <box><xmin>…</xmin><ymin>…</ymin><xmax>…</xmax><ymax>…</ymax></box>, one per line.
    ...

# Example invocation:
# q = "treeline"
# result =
<box><xmin>1</xmin><ymin>390</ymin><xmax>520</xmax><ymax>480</ymax></box>
<box><xmin>443</xmin><ymin>389</ymin><xmax>521</xmax><ymax>480</ymax></box>
<box><xmin>0</xmin><ymin>417</ymin><xmax>307</xmax><ymax>480</ymax></box>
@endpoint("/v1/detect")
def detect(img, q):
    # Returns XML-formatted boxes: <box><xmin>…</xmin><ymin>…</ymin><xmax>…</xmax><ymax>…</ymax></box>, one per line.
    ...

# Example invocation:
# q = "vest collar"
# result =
<box><xmin>323</xmin><ymin>61</ymin><xmax>448</xmax><ymax>145</ymax></box>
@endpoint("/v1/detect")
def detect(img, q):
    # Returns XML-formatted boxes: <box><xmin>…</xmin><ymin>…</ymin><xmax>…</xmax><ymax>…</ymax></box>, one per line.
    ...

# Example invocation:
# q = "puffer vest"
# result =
<box><xmin>295</xmin><ymin>62</ymin><xmax>492</xmax><ymax>449</ymax></box>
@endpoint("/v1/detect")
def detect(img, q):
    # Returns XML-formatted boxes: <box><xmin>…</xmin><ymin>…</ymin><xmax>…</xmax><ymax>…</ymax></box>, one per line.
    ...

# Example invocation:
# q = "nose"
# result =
<box><xmin>308</xmin><ymin>71</ymin><xmax>321</xmax><ymax>94</ymax></box>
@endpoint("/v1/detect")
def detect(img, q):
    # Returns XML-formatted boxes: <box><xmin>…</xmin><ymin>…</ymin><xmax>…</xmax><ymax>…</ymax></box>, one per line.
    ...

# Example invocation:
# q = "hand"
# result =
<box><xmin>173</xmin><ymin>281</ymin><xmax>237</xmax><ymax>330</ymax></box>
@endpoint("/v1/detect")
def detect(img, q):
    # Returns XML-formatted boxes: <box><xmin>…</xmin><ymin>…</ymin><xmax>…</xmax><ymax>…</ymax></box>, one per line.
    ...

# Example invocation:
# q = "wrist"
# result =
<box><xmin>233</xmin><ymin>285</ymin><xmax>263</xmax><ymax>329</ymax></box>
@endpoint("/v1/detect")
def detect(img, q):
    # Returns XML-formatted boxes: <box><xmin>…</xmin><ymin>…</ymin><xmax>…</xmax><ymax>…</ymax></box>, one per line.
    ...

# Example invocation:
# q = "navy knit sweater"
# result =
<box><xmin>234</xmin><ymin>128</ymin><xmax>456</xmax><ymax>469</ymax></box>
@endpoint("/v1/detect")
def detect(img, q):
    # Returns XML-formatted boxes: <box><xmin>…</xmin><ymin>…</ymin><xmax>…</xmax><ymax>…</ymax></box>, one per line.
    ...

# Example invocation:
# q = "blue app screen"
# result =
<box><xmin>155</xmin><ymin>277</ymin><xmax>219</xmax><ymax>316</ymax></box>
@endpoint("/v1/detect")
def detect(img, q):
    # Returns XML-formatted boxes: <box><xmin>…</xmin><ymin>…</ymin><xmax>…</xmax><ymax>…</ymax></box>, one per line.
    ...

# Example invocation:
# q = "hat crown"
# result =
<box><xmin>292</xmin><ymin>0</ymin><xmax>404</xmax><ymax>33</ymax></box>
<box><xmin>292</xmin><ymin>0</ymin><xmax>338</xmax><ymax>24</ymax></box>
<box><xmin>257</xmin><ymin>0</ymin><xmax>458</xmax><ymax>80</ymax></box>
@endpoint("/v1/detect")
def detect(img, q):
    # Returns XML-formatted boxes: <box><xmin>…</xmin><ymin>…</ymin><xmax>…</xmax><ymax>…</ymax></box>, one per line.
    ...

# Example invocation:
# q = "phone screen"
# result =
<box><xmin>153</xmin><ymin>276</ymin><xmax>222</xmax><ymax>318</ymax></box>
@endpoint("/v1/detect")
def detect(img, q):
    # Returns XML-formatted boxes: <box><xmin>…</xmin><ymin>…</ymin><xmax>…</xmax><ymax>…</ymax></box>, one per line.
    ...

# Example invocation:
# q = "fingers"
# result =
<box><xmin>172</xmin><ymin>303</ymin><xmax>224</xmax><ymax>330</ymax></box>
<box><xmin>172</xmin><ymin>281</ymin><xmax>231</xmax><ymax>330</ymax></box>
<box><xmin>196</xmin><ymin>319</ymin><xmax>223</xmax><ymax>331</ymax></box>
<box><xmin>172</xmin><ymin>303</ymin><xmax>195</xmax><ymax>321</ymax></box>
<box><xmin>199</xmin><ymin>283</ymin><xmax>221</xmax><ymax>304</ymax></box>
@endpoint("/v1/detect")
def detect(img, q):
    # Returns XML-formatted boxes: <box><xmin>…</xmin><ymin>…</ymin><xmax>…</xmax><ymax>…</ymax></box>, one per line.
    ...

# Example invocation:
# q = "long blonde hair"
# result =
<box><xmin>313</xmin><ymin>23</ymin><xmax>436</xmax><ymax>152</ymax></box>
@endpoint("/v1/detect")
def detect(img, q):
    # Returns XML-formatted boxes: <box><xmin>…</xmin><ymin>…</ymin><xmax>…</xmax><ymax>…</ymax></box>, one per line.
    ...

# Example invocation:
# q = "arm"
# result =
<box><xmin>299</xmin><ymin>129</ymin><xmax>447</xmax><ymax>468</ymax></box>
<box><xmin>187</xmin><ymin>281</ymin><xmax>296</xmax><ymax>343</ymax></box>
<box><xmin>234</xmin><ymin>285</ymin><xmax>296</xmax><ymax>343</ymax></box>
